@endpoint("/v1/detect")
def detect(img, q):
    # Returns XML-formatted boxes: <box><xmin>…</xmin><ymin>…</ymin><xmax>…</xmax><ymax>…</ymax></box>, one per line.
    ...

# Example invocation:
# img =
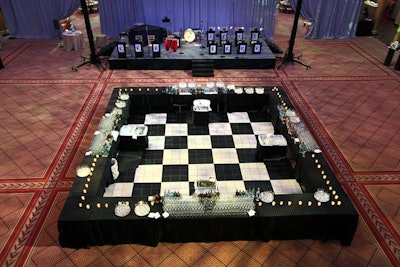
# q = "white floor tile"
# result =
<box><xmin>134</xmin><ymin>165</ymin><xmax>163</xmax><ymax>183</ymax></box>
<box><xmin>227</xmin><ymin>112</ymin><xmax>250</xmax><ymax>123</ymax></box>
<box><xmin>144</xmin><ymin>113</ymin><xmax>167</xmax><ymax>125</ymax></box>
<box><xmin>209</xmin><ymin>123</ymin><xmax>232</xmax><ymax>135</ymax></box>
<box><xmin>188</xmin><ymin>164</ymin><xmax>216</xmax><ymax>181</ymax></box>
<box><xmin>212</xmin><ymin>148</ymin><xmax>239</xmax><ymax>164</ymax></box>
<box><xmin>163</xmin><ymin>149</ymin><xmax>188</xmax><ymax>164</ymax></box>
<box><xmin>165</xmin><ymin>123</ymin><xmax>188</xmax><ymax>136</ymax></box>
<box><xmin>239</xmin><ymin>163</ymin><xmax>270</xmax><ymax>181</ymax></box>
<box><xmin>187</xmin><ymin>135</ymin><xmax>212</xmax><ymax>149</ymax></box>
<box><xmin>271</xmin><ymin>179</ymin><xmax>303</xmax><ymax>194</ymax></box>
<box><xmin>217</xmin><ymin>180</ymin><xmax>245</xmax><ymax>195</ymax></box>
<box><xmin>250</xmin><ymin>122</ymin><xmax>274</xmax><ymax>135</ymax></box>
<box><xmin>232</xmin><ymin>134</ymin><xmax>257</xmax><ymax>148</ymax></box>
<box><xmin>147</xmin><ymin>136</ymin><xmax>165</xmax><ymax>150</ymax></box>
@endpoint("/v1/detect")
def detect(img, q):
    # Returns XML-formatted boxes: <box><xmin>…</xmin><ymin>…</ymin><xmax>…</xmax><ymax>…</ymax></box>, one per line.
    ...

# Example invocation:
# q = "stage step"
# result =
<box><xmin>192</xmin><ymin>59</ymin><xmax>214</xmax><ymax>77</ymax></box>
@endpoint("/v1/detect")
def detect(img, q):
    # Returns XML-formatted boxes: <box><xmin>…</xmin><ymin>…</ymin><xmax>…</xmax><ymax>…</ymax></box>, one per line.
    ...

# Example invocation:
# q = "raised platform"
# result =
<box><xmin>109</xmin><ymin>39</ymin><xmax>276</xmax><ymax>70</ymax></box>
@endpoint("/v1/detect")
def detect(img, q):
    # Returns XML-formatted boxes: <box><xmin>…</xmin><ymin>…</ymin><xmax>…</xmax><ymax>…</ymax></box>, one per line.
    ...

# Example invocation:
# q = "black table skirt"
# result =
<box><xmin>58</xmin><ymin>86</ymin><xmax>359</xmax><ymax>249</ymax></box>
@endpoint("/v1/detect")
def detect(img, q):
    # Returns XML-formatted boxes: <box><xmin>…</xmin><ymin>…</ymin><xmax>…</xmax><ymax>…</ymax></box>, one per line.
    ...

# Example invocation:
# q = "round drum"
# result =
<box><xmin>183</xmin><ymin>28</ymin><xmax>196</xmax><ymax>43</ymax></box>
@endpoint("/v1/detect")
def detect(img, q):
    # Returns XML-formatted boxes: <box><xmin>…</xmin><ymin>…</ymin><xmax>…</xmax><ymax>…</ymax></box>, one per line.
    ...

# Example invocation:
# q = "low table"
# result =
<box><xmin>118</xmin><ymin>125</ymin><xmax>148</xmax><ymax>151</ymax></box>
<box><xmin>256</xmin><ymin>134</ymin><xmax>287</xmax><ymax>160</ymax></box>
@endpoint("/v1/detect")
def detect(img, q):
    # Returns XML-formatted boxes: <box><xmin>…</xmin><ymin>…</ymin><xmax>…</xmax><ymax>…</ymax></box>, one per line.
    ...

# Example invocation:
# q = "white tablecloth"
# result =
<box><xmin>63</xmin><ymin>31</ymin><xmax>84</xmax><ymax>51</ymax></box>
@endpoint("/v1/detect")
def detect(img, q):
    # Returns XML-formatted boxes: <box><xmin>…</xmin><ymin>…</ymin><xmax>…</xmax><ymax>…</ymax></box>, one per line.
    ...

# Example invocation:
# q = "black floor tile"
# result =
<box><xmin>237</xmin><ymin>148</ymin><xmax>259</xmax><ymax>163</ymax></box>
<box><xmin>167</xmin><ymin>112</ymin><xmax>189</xmax><ymax>123</ymax></box>
<box><xmin>188</xmin><ymin>124</ymin><xmax>210</xmax><ymax>135</ymax></box>
<box><xmin>165</xmin><ymin>136</ymin><xmax>187</xmax><ymax>149</ymax></box>
<box><xmin>214</xmin><ymin>164</ymin><xmax>242</xmax><ymax>180</ymax></box>
<box><xmin>132</xmin><ymin>183</ymin><xmax>161</xmax><ymax>196</ymax></box>
<box><xmin>147</xmin><ymin>124</ymin><xmax>165</xmax><ymax>136</ymax></box>
<box><xmin>128</xmin><ymin>113</ymin><xmax>146</xmax><ymax>124</ymax></box>
<box><xmin>230</xmin><ymin>123</ymin><xmax>254</xmax><ymax>134</ymax></box>
<box><xmin>188</xmin><ymin>149</ymin><xmax>213</xmax><ymax>164</ymax></box>
<box><xmin>264</xmin><ymin>159</ymin><xmax>294</xmax><ymax>179</ymax></box>
<box><xmin>140</xmin><ymin>150</ymin><xmax>163</xmax><ymax>164</ymax></box>
<box><xmin>211</xmin><ymin>135</ymin><xmax>235</xmax><ymax>148</ymax></box>
<box><xmin>162</xmin><ymin>165</ymin><xmax>189</xmax><ymax>182</ymax></box>
<box><xmin>248</xmin><ymin>111</ymin><xmax>270</xmax><ymax>122</ymax></box>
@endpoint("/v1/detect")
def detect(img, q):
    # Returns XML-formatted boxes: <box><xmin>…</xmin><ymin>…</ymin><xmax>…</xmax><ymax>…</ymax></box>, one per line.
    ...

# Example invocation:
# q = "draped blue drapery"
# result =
<box><xmin>0</xmin><ymin>0</ymin><xmax>80</xmax><ymax>39</ymax></box>
<box><xmin>98</xmin><ymin>0</ymin><xmax>278</xmax><ymax>40</ymax></box>
<box><xmin>289</xmin><ymin>0</ymin><xmax>364</xmax><ymax>39</ymax></box>
<box><xmin>0</xmin><ymin>0</ymin><xmax>364</xmax><ymax>40</ymax></box>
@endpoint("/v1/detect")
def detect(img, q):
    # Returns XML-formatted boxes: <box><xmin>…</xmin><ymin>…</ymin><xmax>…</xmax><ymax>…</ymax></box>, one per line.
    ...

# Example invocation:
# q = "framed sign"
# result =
<box><xmin>220</xmin><ymin>31</ymin><xmax>228</xmax><ymax>45</ymax></box>
<box><xmin>134</xmin><ymin>43</ymin><xmax>143</xmax><ymax>57</ymax></box>
<box><xmin>238</xmin><ymin>42</ymin><xmax>247</xmax><ymax>54</ymax></box>
<box><xmin>252</xmin><ymin>42</ymin><xmax>262</xmax><ymax>54</ymax></box>
<box><xmin>223</xmin><ymin>43</ymin><xmax>232</xmax><ymax>54</ymax></box>
<box><xmin>235</xmin><ymin>30</ymin><xmax>244</xmax><ymax>46</ymax></box>
<box><xmin>207</xmin><ymin>30</ymin><xmax>215</xmax><ymax>46</ymax></box>
<box><xmin>251</xmin><ymin>30</ymin><xmax>259</xmax><ymax>42</ymax></box>
<box><xmin>117</xmin><ymin>42</ymin><xmax>126</xmax><ymax>58</ymax></box>
<box><xmin>152</xmin><ymin>42</ymin><xmax>160</xmax><ymax>57</ymax></box>
<box><xmin>209</xmin><ymin>43</ymin><xmax>217</xmax><ymax>55</ymax></box>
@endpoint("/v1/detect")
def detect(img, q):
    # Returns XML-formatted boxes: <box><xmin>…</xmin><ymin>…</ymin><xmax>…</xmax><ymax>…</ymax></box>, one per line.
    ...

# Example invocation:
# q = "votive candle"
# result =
<box><xmin>78</xmin><ymin>202</ymin><xmax>83</xmax><ymax>208</ymax></box>
<box><xmin>317</xmin><ymin>202</ymin><xmax>321</xmax><ymax>206</ymax></box>
<box><xmin>308</xmin><ymin>201</ymin><xmax>312</xmax><ymax>206</ymax></box>
<box><xmin>337</xmin><ymin>201</ymin><xmax>342</xmax><ymax>206</ymax></box>
<box><xmin>104</xmin><ymin>203</ymin><xmax>109</xmax><ymax>208</ymax></box>
<box><xmin>288</xmin><ymin>201</ymin><xmax>292</xmax><ymax>206</ymax></box>
<box><xmin>298</xmin><ymin>200</ymin><xmax>303</xmax><ymax>205</ymax></box>
<box><xmin>272</xmin><ymin>201</ymin><xmax>276</xmax><ymax>206</ymax></box>
<box><xmin>86</xmin><ymin>204</ymin><xmax>90</xmax><ymax>209</ymax></box>
<box><xmin>96</xmin><ymin>203</ymin><xmax>101</xmax><ymax>208</ymax></box>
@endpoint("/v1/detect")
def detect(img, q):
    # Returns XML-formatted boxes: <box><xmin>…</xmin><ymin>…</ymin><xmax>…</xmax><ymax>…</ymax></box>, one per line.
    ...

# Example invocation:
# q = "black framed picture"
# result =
<box><xmin>220</xmin><ymin>31</ymin><xmax>228</xmax><ymax>44</ymax></box>
<box><xmin>209</xmin><ymin>43</ymin><xmax>217</xmax><ymax>55</ymax></box>
<box><xmin>117</xmin><ymin>42</ymin><xmax>126</xmax><ymax>58</ymax></box>
<box><xmin>252</xmin><ymin>42</ymin><xmax>262</xmax><ymax>54</ymax></box>
<box><xmin>223</xmin><ymin>43</ymin><xmax>232</xmax><ymax>54</ymax></box>
<box><xmin>251</xmin><ymin>30</ymin><xmax>259</xmax><ymax>43</ymax></box>
<box><xmin>238</xmin><ymin>43</ymin><xmax>247</xmax><ymax>54</ymax></box>
<box><xmin>134</xmin><ymin>43</ymin><xmax>143</xmax><ymax>57</ymax></box>
<box><xmin>152</xmin><ymin>42</ymin><xmax>160</xmax><ymax>57</ymax></box>
<box><xmin>207</xmin><ymin>30</ymin><xmax>215</xmax><ymax>45</ymax></box>
<box><xmin>235</xmin><ymin>30</ymin><xmax>244</xmax><ymax>45</ymax></box>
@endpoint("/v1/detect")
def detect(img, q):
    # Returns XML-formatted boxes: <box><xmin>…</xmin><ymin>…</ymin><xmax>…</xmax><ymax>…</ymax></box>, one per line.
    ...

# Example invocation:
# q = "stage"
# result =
<box><xmin>109</xmin><ymin>39</ymin><xmax>276</xmax><ymax>70</ymax></box>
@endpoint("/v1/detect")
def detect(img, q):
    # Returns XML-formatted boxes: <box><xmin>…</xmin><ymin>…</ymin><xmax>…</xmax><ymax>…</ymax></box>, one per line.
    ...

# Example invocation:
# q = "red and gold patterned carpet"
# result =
<box><xmin>0</xmin><ymin>11</ymin><xmax>399</xmax><ymax>267</ymax></box>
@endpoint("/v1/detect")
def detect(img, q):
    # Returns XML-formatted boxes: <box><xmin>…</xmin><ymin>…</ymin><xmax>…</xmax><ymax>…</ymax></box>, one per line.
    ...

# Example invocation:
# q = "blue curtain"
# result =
<box><xmin>0</xmin><ymin>0</ymin><xmax>80</xmax><ymax>39</ymax></box>
<box><xmin>99</xmin><ymin>0</ymin><xmax>277</xmax><ymax>40</ymax></box>
<box><xmin>289</xmin><ymin>0</ymin><xmax>364</xmax><ymax>39</ymax></box>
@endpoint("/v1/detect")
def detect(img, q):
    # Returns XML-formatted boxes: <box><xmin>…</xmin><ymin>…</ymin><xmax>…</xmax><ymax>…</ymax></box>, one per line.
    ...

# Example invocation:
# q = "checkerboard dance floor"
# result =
<box><xmin>104</xmin><ymin>112</ymin><xmax>303</xmax><ymax>197</ymax></box>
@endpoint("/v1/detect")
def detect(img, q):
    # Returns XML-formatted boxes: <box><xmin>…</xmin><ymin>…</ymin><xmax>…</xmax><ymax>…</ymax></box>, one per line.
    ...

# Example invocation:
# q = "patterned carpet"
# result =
<box><xmin>0</xmin><ymin>10</ymin><xmax>399</xmax><ymax>267</ymax></box>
